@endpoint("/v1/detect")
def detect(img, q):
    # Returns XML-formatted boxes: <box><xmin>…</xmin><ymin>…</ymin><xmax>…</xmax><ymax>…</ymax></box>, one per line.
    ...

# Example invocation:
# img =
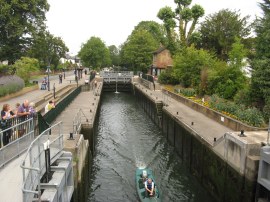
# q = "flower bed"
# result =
<box><xmin>162</xmin><ymin>87</ymin><xmax>267</xmax><ymax>131</ymax></box>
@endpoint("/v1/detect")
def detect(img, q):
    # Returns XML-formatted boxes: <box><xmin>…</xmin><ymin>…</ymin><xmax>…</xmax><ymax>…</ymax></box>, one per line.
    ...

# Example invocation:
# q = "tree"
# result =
<box><xmin>13</xmin><ymin>57</ymin><xmax>39</xmax><ymax>84</ymax></box>
<box><xmin>207</xmin><ymin>39</ymin><xmax>247</xmax><ymax>99</ymax></box>
<box><xmin>250</xmin><ymin>0</ymin><xmax>270</xmax><ymax>113</ymax></box>
<box><xmin>133</xmin><ymin>21</ymin><xmax>167</xmax><ymax>46</ymax></box>
<box><xmin>0</xmin><ymin>1</ymin><xmax>49</xmax><ymax>63</ymax></box>
<box><xmin>78</xmin><ymin>37</ymin><xmax>111</xmax><ymax>69</ymax></box>
<box><xmin>157</xmin><ymin>0</ymin><xmax>204</xmax><ymax>47</ymax></box>
<box><xmin>173</xmin><ymin>45</ymin><xmax>218</xmax><ymax>91</ymax></box>
<box><xmin>28</xmin><ymin>31</ymin><xmax>69</xmax><ymax>70</ymax></box>
<box><xmin>199</xmin><ymin>9</ymin><xmax>251</xmax><ymax>60</ymax></box>
<box><xmin>120</xmin><ymin>29</ymin><xmax>159</xmax><ymax>72</ymax></box>
<box><xmin>108</xmin><ymin>45</ymin><xmax>120</xmax><ymax>66</ymax></box>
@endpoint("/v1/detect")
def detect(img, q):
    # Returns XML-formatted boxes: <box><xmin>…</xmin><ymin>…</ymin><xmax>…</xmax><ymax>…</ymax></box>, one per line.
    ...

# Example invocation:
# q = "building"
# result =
<box><xmin>149</xmin><ymin>47</ymin><xmax>173</xmax><ymax>76</ymax></box>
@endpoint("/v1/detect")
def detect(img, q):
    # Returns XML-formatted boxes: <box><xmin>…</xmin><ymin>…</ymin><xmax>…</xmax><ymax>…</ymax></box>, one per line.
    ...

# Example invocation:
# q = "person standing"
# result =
<box><xmin>17</xmin><ymin>100</ymin><xmax>30</xmax><ymax>121</ymax></box>
<box><xmin>1</xmin><ymin>104</ymin><xmax>16</xmax><ymax>145</ymax></box>
<box><xmin>17</xmin><ymin>100</ymin><xmax>30</xmax><ymax>137</ymax></box>
<box><xmin>59</xmin><ymin>73</ymin><xmax>63</xmax><ymax>84</ymax></box>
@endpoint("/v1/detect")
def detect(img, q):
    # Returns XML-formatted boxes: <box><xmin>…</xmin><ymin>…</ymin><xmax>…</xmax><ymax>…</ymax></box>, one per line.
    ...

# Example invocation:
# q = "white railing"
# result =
<box><xmin>21</xmin><ymin>122</ymin><xmax>63</xmax><ymax>202</ymax></box>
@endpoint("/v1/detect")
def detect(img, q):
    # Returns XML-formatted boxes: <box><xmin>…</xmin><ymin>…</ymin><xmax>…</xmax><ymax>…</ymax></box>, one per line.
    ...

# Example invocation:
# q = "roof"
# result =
<box><xmin>153</xmin><ymin>46</ymin><xmax>166</xmax><ymax>54</ymax></box>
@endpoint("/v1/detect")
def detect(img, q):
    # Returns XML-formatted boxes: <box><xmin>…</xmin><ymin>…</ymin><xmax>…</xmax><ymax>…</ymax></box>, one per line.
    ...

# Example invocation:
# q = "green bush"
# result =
<box><xmin>236</xmin><ymin>108</ymin><xmax>265</xmax><ymax>127</ymax></box>
<box><xmin>158</xmin><ymin>70</ymin><xmax>178</xmax><ymax>84</ymax></box>
<box><xmin>179</xmin><ymin>88</ymin><xmax>196</xmax><ymax>97</ymax></box>
<box><xmin>0</xmin><ymin>76</ymin><xmax>24</xmax><ymax>97</ymax></box>
<box><xmin>209</xmin><ymin>94</ymin><xmax>265</xmax><ymax>127</ymax></box>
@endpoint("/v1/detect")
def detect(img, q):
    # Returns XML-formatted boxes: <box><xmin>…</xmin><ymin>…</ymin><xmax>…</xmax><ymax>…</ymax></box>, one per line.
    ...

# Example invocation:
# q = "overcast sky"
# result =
<box><xmin>46</xmin><ymin>0</ymin><xmax>263</xmax><ymax>55</ymax></box>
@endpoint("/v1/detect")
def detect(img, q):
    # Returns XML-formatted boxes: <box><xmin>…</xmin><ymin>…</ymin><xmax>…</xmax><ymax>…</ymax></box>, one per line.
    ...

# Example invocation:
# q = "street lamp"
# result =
<box><xmin>46</xmin><ymin>66</ymin><xmax>51</xmax><ymax>91</ymax></box>
<box><xmin>74</xmin><ymin>56</ymin><xmax>78</xmax><ymax>87</ymax></box>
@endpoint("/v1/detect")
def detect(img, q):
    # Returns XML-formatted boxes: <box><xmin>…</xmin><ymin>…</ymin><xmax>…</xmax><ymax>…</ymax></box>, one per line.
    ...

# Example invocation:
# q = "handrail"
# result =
<box><xmin>0</xmin><ymin>118</ymin><xmax>35</xmax><ymax>168</ymax></box>
<box><xmin>21</xmin><ymin>121</ymin><xmax>63</xmax><ymax>202</ymax></box>
<box><xmin>73</xmin><ymin>109</ymin><xmax>89</xmax><ymax>135</ymax></box>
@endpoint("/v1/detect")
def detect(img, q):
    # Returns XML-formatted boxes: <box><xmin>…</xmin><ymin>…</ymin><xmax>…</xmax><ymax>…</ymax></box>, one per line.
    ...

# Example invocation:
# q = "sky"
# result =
<box><xmin>46</xmin><ymin>0</ymin><xmax>263</xmax><ymax>55</ymax></box>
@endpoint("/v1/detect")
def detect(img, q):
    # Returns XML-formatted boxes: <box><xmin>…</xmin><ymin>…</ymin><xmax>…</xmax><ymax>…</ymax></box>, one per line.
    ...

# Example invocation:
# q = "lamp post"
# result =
<box><xmin>74</xmin><ymin>56</ymin><xmax>78</xmax><ymax>87</ymax></box>
<box><xmin>46</xmin><ymin>66</ymin><xmax>51</xmax><ymax>91</ymax></box>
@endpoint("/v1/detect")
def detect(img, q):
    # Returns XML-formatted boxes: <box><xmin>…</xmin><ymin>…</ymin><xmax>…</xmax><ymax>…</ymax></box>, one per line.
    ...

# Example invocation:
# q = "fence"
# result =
<box><xmin>38</xmin><ymin>86</ymin><xmax>82</xmax><ymax>134</ymax></box>
<box><xmin>21</xmin><ymin>122</ymin><xmax>63</xmax><ymax>202</ymax></box>
<box><xmin>0</xmin><ymin>118</ymin><xmax>34</xmax><ymax>168</ymax></box>
<box><xmin>142</xmin><ymin>73</ymin><xmax>154</xmax><ymax>83</ymax></box>
<box><xmin>73</xmin><ymin>109</ymin><xmax>89</xmax><ymax>135</ymax></box>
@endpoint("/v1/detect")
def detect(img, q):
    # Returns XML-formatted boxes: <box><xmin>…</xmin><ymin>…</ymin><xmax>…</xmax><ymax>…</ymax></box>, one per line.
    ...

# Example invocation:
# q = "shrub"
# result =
<box><xmin>209</xmin><ymin>94</ymin><xmax>265</xmax><ymax>127</ymax></box>
<box><xmin>179</xmin><ymin>88</ymin><xmax>196</xmax><ymax>97</ymax></box>
<box><xmin>158</xmin><ymin>70</ymin><xmax>178</xmax><ymax>84</ymax></box>
<box><xmin>0</xmin><ymin>76</ymin><xmax>25</xmax><ymax>97</ymax></box>
<box><xmin>236</xmin><ymin>108</ymin><xmax>265</xmax><ymax>127</ymax></box>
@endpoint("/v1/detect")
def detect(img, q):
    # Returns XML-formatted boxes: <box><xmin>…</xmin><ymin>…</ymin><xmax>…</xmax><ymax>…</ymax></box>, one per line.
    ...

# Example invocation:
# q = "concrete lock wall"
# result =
<box><xmin>135</xmin><ymin>85</ymin><xmax>257</xmax><ymax>202</ymax></box>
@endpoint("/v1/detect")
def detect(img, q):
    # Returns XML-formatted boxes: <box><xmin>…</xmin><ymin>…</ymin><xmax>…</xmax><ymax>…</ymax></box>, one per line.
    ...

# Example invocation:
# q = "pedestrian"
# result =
<box><xmin>45</xmin><ymin>100</ymin><xmax>55</xmax><ymax>114</ymax></box>
<box><xmin>1</xmin><ymin>104</ymin><xmax>16</xmax><ymax>145</ymax></box>
<box><xmin>59</xmin><ymin>73</ymin><xmax>63</xmax><ymax>84</ymax></box>
<box><xmin>41</xmin><ymin>78</ymin><xmax>47</xmax><ymax>90</ymax></box>
<box><xmin>94</xmin><ymin>80</ymin><xmax>97</xmax><ymax>88</ymax></box>
<box><xmin>17</xmin><ymin>100</ymin><xmax>30</xmax><ymax>121</ymax></box>
<box><xmin>17</xmin><ymin>100</ymin><xmax>31</xmax><ymax>137</ymax></box>
<box><xmin>29</xmin><ymin>102</ymin><xmax>36</xmax><ymax>118</ymax></box>
<box><xmin>84</xmin><ymin>69</ymin><xmax>87</xmax><ymax>75</ymax></box>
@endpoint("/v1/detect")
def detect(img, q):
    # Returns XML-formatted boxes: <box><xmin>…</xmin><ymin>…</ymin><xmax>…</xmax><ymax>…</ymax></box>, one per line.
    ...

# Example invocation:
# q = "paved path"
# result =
<box><xmin>0</xmin><ymin>72</ymin><xmax>89</xmax><ymax>202</ymax></box>
<box><xmin>136</xmin><ymin>84</ymin><xmax>233</xmax><ymax>146</ymax></box>
<box><xmin>0</xmin><ymin>71</ymin><xmax>88</xmax><ymax>108</ymax></box>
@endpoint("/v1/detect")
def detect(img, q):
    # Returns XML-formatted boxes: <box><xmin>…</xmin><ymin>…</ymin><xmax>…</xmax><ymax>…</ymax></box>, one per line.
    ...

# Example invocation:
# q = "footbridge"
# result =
<box><xmin>100</xmin><ymin>71</ymin><xmax>133</xmax><ymax>92</ymax></box>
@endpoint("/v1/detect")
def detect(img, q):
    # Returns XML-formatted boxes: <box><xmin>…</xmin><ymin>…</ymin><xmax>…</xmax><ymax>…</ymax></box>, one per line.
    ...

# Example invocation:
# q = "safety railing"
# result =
<box><xmin>100</xmin><ymin>71</ymin><xmax>134</xmax><ymax>82</ymax></box>
<box><xmin>73</xmin><ymin>109</ymin><xmax>89</xmax><ymax>135</ymax></box>
<box><xmin>21</xmin><ymin>122</ymin><xmax>63</xmax><ymax>202</ymax></box>
<box><xmin>43</xmin><ymin>86</ymin><xmax>81</xmax><ymax>125</ymax></box>
<box><xmin>0</xmin><ymin>118</ymin><xmax>34</xmax><ymax>168</ymax></box>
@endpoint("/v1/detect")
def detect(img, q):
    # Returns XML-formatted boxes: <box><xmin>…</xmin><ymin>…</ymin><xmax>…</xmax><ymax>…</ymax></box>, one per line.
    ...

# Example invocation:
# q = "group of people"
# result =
<box><xmin>0</xmin><ymin>100</ymin><xmax>36</xmax><ymax>146</ymax></box>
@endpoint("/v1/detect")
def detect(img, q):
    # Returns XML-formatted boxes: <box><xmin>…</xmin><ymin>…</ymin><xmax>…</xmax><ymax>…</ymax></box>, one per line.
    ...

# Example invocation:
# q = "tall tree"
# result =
<box><xmin>78</xmin><ymin>37</ymin><xmax>111</xmax><ymax>69</ymax></box>
<box><xmin>28</xmin><ymin>31</ymin><xmax>69</xmax><ymax>69</ymax></box>
<box><xmin>199</xmin><ymin>9</ymin><xmax>251</xmax><ymax>60</ymax></box>
<box><xmin>0</xmin><ymin>0</ymin><xmax>49</xmax><ymax>63</ymax></box>
<box><xmin>250</xmin><ymin>0</ymin><xmax>270</xmax><ymax>112</ymax></box>
<box><xmin>120</xmin><ymin>29</ymin><xmax>159</xmax><ymax>72</ymax></box>
<box><xmin>157</xmin><ymin>0</ymin><xmax>204</xmax><ymax>47</ymax></box>
<box><xmin>133</xmin><ymin>21</ymin><xmax>167</xmax><ymax>46</ymax></box>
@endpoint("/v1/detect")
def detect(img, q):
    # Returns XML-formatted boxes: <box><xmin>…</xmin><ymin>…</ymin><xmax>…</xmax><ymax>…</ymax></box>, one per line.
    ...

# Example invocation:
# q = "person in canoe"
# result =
<box><xmin>145</xmin><ymin>178</ymin><xmax>155</xmax><ymax>197</ymax></box>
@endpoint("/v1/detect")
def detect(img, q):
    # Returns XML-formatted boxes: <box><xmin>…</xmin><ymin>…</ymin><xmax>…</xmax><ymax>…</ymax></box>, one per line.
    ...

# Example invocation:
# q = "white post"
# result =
<box><xmin>267</xmin><ymin>118</ymin><xmax>270</xmax><ymax>145</ymax></box>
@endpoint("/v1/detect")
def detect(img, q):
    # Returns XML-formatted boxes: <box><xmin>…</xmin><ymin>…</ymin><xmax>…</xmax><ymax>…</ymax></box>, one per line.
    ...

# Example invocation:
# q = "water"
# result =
<box><xmin>88</xmin><ymin>92</ymin><xmax>214</xmax><ymax>202</ymax></box>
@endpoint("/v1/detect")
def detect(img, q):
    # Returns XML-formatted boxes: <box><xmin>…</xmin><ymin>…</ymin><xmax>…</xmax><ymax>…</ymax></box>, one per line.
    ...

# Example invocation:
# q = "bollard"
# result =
<box><xmin>68</xmin><ymin>132</ymin><xmax>74</xmax><ymax>140</ymax></box>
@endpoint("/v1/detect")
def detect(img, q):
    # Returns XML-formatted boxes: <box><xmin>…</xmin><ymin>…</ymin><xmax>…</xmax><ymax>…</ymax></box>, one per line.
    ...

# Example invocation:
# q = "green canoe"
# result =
<box><xmin>135</xmin><ymin>168</ymin><xmax>161</xmax><ymax>202</ymax></box>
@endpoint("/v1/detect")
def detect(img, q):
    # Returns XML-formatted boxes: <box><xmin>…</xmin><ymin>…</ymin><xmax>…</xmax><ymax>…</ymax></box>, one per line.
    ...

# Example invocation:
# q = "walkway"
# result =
<box><xmin>136</xmin><ymin>84</ymin><xmax>233</xmax><ymax>145</ymax></box>
<box><xmin>0</xmin><ymin>71</ymin><xmax>87</xmax><ymax>108</ymax></box>
<box><xmin>0</xmin><ymin>72</ymin><xmax>88</xmax><ymax>202</ymax></box>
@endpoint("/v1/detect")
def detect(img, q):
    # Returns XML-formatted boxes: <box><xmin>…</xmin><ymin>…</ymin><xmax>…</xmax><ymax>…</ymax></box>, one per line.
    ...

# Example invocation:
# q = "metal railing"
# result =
<box><xmin>73</xmin><ymin>109</ymin><xmax>89</xmax><ymax>135</ymax></box>
<box><xmin>43</xmin><ymin>86</ymin><xmax>81</xmax><ymax>125</ymax></box>
<box><xmin>100</xmin><ymin>71</ymin><xmax>134</xmax><ymax>82</ymax></box>
<box><xmin>21</xmin><ymin>122</ymin><xmax>63</xmax><ymax>202</ymax></box>
<box><xmin>0</xmin><ymin>118</ymin><xmax>34</xmax><ymax>168</ymax></box>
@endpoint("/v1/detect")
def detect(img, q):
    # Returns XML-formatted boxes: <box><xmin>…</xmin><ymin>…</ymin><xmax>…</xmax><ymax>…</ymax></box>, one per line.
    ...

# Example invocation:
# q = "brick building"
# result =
<box><xmin>149</xmin><ymin>47</ymin><xmax>173</xmax><ymax>76</ymax></box>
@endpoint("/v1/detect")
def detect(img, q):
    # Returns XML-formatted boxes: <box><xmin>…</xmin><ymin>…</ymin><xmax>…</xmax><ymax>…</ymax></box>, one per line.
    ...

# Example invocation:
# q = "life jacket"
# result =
<box><xmin>146</xmin><ymin>181</ymin><xmax>153</xmax><ymax>189</ymax></box>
